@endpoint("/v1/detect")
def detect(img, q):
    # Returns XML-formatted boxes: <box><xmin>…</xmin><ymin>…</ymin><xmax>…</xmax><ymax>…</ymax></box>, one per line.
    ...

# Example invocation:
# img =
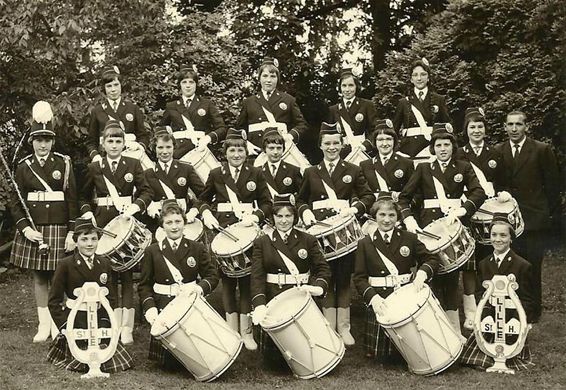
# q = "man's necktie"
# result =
<box><xmin>233</xmin><ymin>167</ymin><xmax>240</xmax><ymax>182</ymax></box>
<box><xmin>39</xmin><ymin>158</ymin><xmax>46</xmax><ymax>167</ymax></box>
<box><xmin>111</xmin><ymin>161</ymin><xmax>118</xmax><ymax>174</ymax></box>
<box><xmin>282</xmin><ymin>233</ymin><xmax>288</xmax><ymax>244</ymax></box>
<box><xmin>185</xmin><ymin>99</ymin><xmax>192</xmax><ymax>108</ymax></box>
<box><xmin>112</xmin><ymin>100</ymin><xmax>118</xmax><ymax>112</ymax></box>
<box><xmin>418</xmin><ymin>91</ymin><xmax>424</xmax><ymax>102</ymax></box>
<box><xmin>513</xmin><ymin>144</ymin><xmax>520</xmax><ymax>158</ymax></box>
<box><xmin>384</xmin><ymin>233</ymin><xmax>390</xmax><ymax>245</ymax></box>
<box><xmin>382</xmin><ymin>157</ymin><xmax>389</xmax><ymax>166</ymax></box>
<box><xmin>271</xmin><ymin>164</ymin><xmax>277</xmax><ymax>177</ymax></box>
<box><xmin>328</xmin><ymin>162</ymin><xmax>335</xmax><ymax>176</ymax></box>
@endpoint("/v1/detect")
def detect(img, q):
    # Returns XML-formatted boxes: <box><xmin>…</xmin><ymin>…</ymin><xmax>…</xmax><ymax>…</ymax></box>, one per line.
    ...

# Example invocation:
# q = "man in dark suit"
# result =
<box><xmin>495</xmin><ymin>111</ymin><xmax>561</xmax><ymax>322</ymax></box>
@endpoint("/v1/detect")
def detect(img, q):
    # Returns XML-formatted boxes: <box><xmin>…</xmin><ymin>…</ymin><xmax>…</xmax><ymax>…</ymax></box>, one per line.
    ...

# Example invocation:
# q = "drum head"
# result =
<box><xmin>95</xmin><ymin>216</ymin><xmax>133</xmax><ymax>255</ymax></box>
<box><xmin>181</xmin><ymin>148</ymin><xmax>206</xmax><ymax>166</ymax></box>
<box><xmin>473</xmin><ymin>198</ymin><xmax>515</xmax><ymax>221</ymax></box>
<box><xmin>307</xmin><ymin>214</ymin><xmax>352</xmax><ymax>236</ymax></box>
<box><xmin>150</xmin><ymin>294</ymin><xmax>196</xmax><ymax>337</ymax></box>
<box><xmin>261</xmin><ymin>288</ymin><xmax>310</xmax><ymax>329</ymax></box>
<box><xmin>418</xmin><ymin>217</ymin><xmax>460</xmax><ymax>252</ymax></box>
<box><xmin>210</xmin><ymin>222</ymin><xmax>260</xmax><ymax>256</ymax></box>
<box><xmin>155</xmin><ymin>220</ymin><xmax>204</xmax><ymax>243</ymax></box>
<box><xmin>361</xmin><ymin>220</ymin><xmax>378</xmax><ymax>237</ymax></box>
<box><xmin>378</xmin><ymin>284</ymin><xmax>431</xmax><ymax>326</ymax></box>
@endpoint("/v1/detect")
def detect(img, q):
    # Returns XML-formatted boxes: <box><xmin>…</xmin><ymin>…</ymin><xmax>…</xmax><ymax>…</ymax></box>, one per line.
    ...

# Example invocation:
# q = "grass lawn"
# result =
<box><xmin>0</xmin><ymin>249</ymin><xmax>564</xmax><ymax>390</ymax></box>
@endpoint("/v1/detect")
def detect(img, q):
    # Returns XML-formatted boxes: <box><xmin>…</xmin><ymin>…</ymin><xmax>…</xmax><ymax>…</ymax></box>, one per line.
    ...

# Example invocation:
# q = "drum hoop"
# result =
<box><xmin>95</xmin><ymin>218</ymin><xmax>135</xmax><ymax>255</ymax></box>
<box><xmin>151</xmin><ymin>293</ymin><xmax>198</xmax><ymax>338</ymax></box>
<box><xmin>111</xmin><ymin>229</ymin><xmax>152</xmax><ymax>272</ymax></box>
<box><xmin>378</xmin><ymin>286</ymin><xmax>431</xmax><ymax>327</ymax></box>
<box><xmin>422</xmin><ymin>220</ymin><xmax>462</xmax><ymax>252</ymax></box>
<box><xmin>211</xmin><ymin>226</ymin><xmax>259</xmax><ymax>256</ymax></box>
<box><xmin>308</xmin><ymin>214</ymin><xmax>354</xmax><ymax>236</ymax></box>
<box><xmin>261</xmin><ymin>289</ymin><xmax>311</xmax><ymax>330</ymax></box>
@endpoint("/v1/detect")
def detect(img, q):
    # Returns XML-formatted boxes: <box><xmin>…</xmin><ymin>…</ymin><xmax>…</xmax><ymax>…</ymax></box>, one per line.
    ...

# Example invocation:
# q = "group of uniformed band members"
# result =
<box><xmin>7</xmin><ymin>56</ymin><xmax>560</xmax><ymax>376</ymax></box>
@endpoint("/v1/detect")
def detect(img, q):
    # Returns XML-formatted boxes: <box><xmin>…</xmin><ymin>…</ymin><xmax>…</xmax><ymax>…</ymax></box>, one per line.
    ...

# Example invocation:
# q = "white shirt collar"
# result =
<box><xmin>276</xmin><ymin>228</ymin><xmax>292</xmax><ymax>240</ymax></box>
<box><xmin>510</xmin><ymin>136</ymin><xmax>526</xmax><ymax>150</ymax></box>
<box><xmin>182</xmin><ymin>95</ymin><xmax>195</xmax><ymax>106</ymax></box>
<box><xmin>268</xmin><ymin>160</ymin><xmax>282</xmax><ymax>171</ymax></box>
<box><xmin>35</xmin><ymin>154</ymin><xmax>48</xmax><ymax>162</ymax></box>
<box><xmin>262</xmin><ymin>89</ymin><xmax>273</xmax><ymax>100</ymax></box>
<box><xmin>160</xmin><ymin>160</ymin><xmax>172</xmax><ymax>171</ymax></box>
<box><xmin>107</xmin><ymin>156</ymin><xmax>121</xmax><ymax>166</ymax></box>
<box><xmin>493</xmin><ymin>249</ymin><xmax>511</xmax><ymax>264</ymax></box>
<box><xmin>377</xmin><ymin>228</ymin><xmax>394</xmax><ymax>241</ymax></box>
<box><xmin>168</xmin><ymin>237</ymin><xmax>182</xmax><ymax>249</ymax></box>
<box><xmin>470</xmin><ymin>142</ymin><xmax>484</xmax><ymax>150</ymax></box>
<box><xmin>378</xmin><ymin>152</ymin><xmax>393</xmax><ymax>163</ymax></box>
<box><xmin>324</xmin><ymin>158</ymin><xmax>340</xmax><ymax>172</ymax></box>
<box><xmin>439</xmin><ymin>158</ymin><xmax>451</xmax><ymax>166</ymax></box>
<box><xmin>229</xmin><ymin>164</ymin><xmax>243</xmax><ymax>177</ymax></box>
<box><xmin>343</xmin><ymin>97</ymin><xmax>355</xmax><ymax>107</ymax></box>
<box><xmin>108</xmin><ymin>97</ymin><xmax>121</xmax><ymax>108</ymax></box>
<box><xmin>414</xmin><ymin>87</ymin><xmax>428</xmax><ymax>99</ymax></box>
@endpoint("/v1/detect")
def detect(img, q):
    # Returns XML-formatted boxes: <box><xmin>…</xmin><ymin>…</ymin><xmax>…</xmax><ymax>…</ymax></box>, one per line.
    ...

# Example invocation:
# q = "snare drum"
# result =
<box><xmin>470</xmin><ymin>198</ymin><xmax>524</xmax><ymax>244</ymax></box>
<box><xmin>96</xmin><ymin>216</ymin><xmax>152</xmax><ymax>272</ymax></box>
<box><xmin>155</xmin><ymin>219</ymin><xmax>204</xmax><ymax>243</ymax></box>
<box><xmin>151</xmin><ymin>293</ymin><xmax>242</xmax><ymax>382</ymax></box>
<box><xmin>345</xmin><ymin>146</ymin><xmax>370</xmax><ymax>166</ymax></box>
<box><xmin>376</xmin><ymin>284</ymin><xmax>463</xmax><ymax>375</ymax></box>
<box><xmin>306</xmin><ymin>214</ymin><xmax>365</xmax><ymax>261</ymax></box>
<box><xmin>418</xmin><ymin>217</ymin><xmax>475</xmax><ymax>275</ymax></box>
<box><xmin>260</xmin><ymin>288</ymin><xmax>344</xmax><ymax>379</ymax></box>
<box><xmin>254</xmin><ymin>141</ymin><xmax>311</xmax><ymax>173</ymax></box>
<box><xmin>122</xmin><ymin>144</ymin><xmax>155</xmax><ymax>170</ymax></box>
<box><xmin>180</xmin><ymin>147</ymin><xmax>221</xmax><ymax>183</ymax></box>
<box><xmin>210</xmin><ymin>222</ymin><xmax>263</xmax><ymax>278</ymax></box>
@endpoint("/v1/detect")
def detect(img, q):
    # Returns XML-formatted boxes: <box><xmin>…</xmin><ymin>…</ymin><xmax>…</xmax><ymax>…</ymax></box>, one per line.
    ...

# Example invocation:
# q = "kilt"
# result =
<box><xmin>364</xmin><ymin>306</ymin><xmax>403</xmax><ymax>363</ymax></box>
<box><xmin>47</xmin><ymin>334</ymin><xmax>133</xmax><ymax>373</ymax></box>
<box><xmin>10</xmin><ymin>224</ymin><xmax>67</xmax><ymax>271</ymax></box>
<box><xmin>148</xmin><ymin>335</ymin><xmax>184</xmax><ymax>370</ymax></box>
<box><xmin>463</xmin><ymin>243</ymin><xmax>491</xmax><ymax>272</ymax></box>
<box><xmin>257</xmin><ymin>326</ymin><xmax>290</xmax><ymax>371</ymax></box>
<box><xmin>460</xmin><ymin>334</ymin><xmax>533</xmax><ymax>370</ymax></box>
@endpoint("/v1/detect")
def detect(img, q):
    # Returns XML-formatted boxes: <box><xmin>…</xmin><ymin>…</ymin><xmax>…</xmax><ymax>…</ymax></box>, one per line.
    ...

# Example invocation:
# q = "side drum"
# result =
<box><xmin>305</xmin><ymin>214</ymin><xmax>365</xmax><ymax>261</ymax></box>
<box><xmin>470</xmin><ymin>198</ymin><xmax>524</xmax><ymax>245</ymax></box>
<box><xmin>210</xmin><ymin>222</ymin><xmax>263</xmax><ymax>277</ymax></box>
<box><xmin>180</xmin><ymin>147</ymin><xmax>221</xmax><ymax>183</ymax></box>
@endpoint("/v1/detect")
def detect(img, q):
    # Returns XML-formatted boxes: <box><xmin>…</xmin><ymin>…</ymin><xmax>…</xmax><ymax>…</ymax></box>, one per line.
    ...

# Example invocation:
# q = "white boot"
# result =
<box><xmin>239</xmin><ymin>314</ymin><xmax>257</xmax><ymax>351</ymax></box>
<box><xmin>49</xmin><ymin>310</ymin><xmax>59</xmax><ymax>339</ymax></box>
<box><xmin>445</xmin><ymin>309</ymin><xmax>465</xmax><ymax>342</ymax></box>
<box><xmin>113</xmin><ymin>308</ymin><xmax>123</xmax><ymax>336</ymax></box>
<box><xmin>33</xmin><ymin>307</ymin><xmax>51</xmax><ymax>343</ymax></box>
<box><xmin>337</xmin><ymin>307</ymin><xmax>355</xmax><ymax>346</ymax></box>
<box><xmin>463</xmin><ymin>295</ymin><xmax>477</xmax><ymax>330</ymax></box>
<box><xmin>226</xmin><ymin>312</ymin><xmax>239</xmax><ymax>333</ymax></box>
<box><xmin>323</xmin><ymin>307</ymin><xmax>337</xmax><ymax>331</ymax></box>
<box><xmin>121</xmin><ymin>308</ymin><xmax>135</xmax><ymax>345</ymax></box>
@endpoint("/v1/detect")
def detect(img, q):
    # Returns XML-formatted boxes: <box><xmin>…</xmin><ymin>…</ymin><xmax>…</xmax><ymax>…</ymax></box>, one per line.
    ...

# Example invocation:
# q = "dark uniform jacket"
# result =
<box><xmin>12</xmin><ymin>152</ymin><xmax>78</xmax><ymax>231</ymax></box>
<box><xmin>476</xmin><ymin>249</ymin><xmax>536</xmax><ymax>323</ymax></box>
<box><xmin>328</xmin><ymin>97</ymin><xmax>377</xmax><ymax>156</ymax></box>
<box><xmin>393</xmin><ymin>91</ymin><xmax>450</xmax><ymax>158</ymax></box>
<box><xmin>251</xmin><ymin>228</ymin><xmax>331</xmax><ymax>307</ymax></box>
<box><xmin>297</xmin><ymin>159</ymin><xmax>374</xmax><ymax>221</ymax></box>
<box><xmin>80</xmin><ymin>156</ymin><xmax>153</xmax><ymax>227</ymax></box>
<box><xmin>144</xmin><ymin>159</ymin><xmax>204</xmax><ymax>210</ymax></box>
<box><xmin>260</xmin><ymin>161</ymin><xmax>302</xmax><ymax>199</ymax></box>
<box><xmin>87</xmin><ymin>99</ymin><xmax>150</xmax><ymax>159</ymax></box>
<box><xmin>237</xmin><ymin>90</ymin><xmax>308</xmax><ymax>147</ymax></box>
<box><xmin>398</xmin><ymin>159</ymin><xmax>486</xmax><ymax>226</ymax></box>
<box><xmin>159</xmin><ymin>96</ymin><xmax>227</xmax><ymax>159</ymax></box>
<box><xmin>199</xmin><ymin>163</ymin><xmax>271</xmax><ymax>227</ymax></box>
<box><xmin>455</xmin><ymin>143</ymin><xmax>503</xmax><ymax>194</ymax></box>
<box><xmin>48</xmin><ymin>252</ymin><xmax>116</xmax><ymax>330</ymax></box>
<box><xmin>353</xmin><ymin>228</ymin><xmax>439</xmax><ymax>303</ymax></box>
<box><xmin>138</xmin><ymin>238</ymin><xmax>219</xmax><ymax>312</ymax></box>
<box><xmin>495</xmin><ymin>138</ymin><xmax>560</xmax><ymax>231</ymax></box>
<box><xmin>360</xmin><ymin>154</ymin><xmax>415</xmax><ymax>195</ymax></box>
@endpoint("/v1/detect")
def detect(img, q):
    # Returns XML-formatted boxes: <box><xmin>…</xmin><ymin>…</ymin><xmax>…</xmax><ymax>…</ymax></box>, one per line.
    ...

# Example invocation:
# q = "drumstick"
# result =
<box><xmin>215</xmin><ymin>226</ymin><xmax>239</xmax><ymax>242</ymax></box>
<box><xmin>477</xmin><ymin>208</ymin><xmax>495</xmax><ymax>216</ymax></box>
<box><xmin>314</xmin><ymin>220</ymin><xmax>332</xmax><ymax>228</ymax></box>
<box><xmin>416</xmin><ymin>229</ymin><xmax>441</xmax><ymax>240</ymax></box>
<box><xmin>95</xmin><ymin>227</ymin><xmax>118</xmax><ymax>239</ymax></box>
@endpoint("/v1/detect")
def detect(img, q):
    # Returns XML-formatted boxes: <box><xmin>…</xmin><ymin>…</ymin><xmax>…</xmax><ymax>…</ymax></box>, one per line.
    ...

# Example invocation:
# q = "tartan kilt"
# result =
<box><xmin>364</xmin><ymin>306</ymin><xmax>403</xmax><ymax>363</ymax></box>
<box><xmin>149</xmin><ymin>335</ymin><xmax>184</xmax><ymax>370</ymax></box>
<box><xmin>47</xmin><ymin>334</ymin><xmax>133</xmax><ymax>373</ymax></box>
<box><xmin>257</xmin><ymin>326</ymin><xmax>291</xmax><ymax>371</ymax></box>
<box><xmin>10</xmin><ymin>224</ymin><xmax>67</xmax><ymax>271</ymax></box>
<box><xmin>460</xmin><ymin>334</ymin><xmax>533</xmax><ymax>371</ymax></box>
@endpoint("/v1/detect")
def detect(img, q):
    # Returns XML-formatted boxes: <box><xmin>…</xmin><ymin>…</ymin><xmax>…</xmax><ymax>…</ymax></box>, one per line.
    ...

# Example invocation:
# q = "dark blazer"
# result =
<box><xmin>138</xmin><ymin>238</ymin><xmax>218</xmax><ymax>312</ymax></box>
<box><xmin>476</xmin><ymin>249</ymin><xmax>536</xmax><ymax>322</ymax></box>
<box><xmin>80</xmin><ymin>156</ymin><xmax>153</xmax><ymax>227</ymax></box>
<box><xmin>48</xmin><ymin>252</ymin><xmax>116</xmax><ymax>330</ymax></box>
<box><xmin>297</xmin><ymin>159</ymin><xmax>375</xmax><ymax>221</ymax></box>
<box><xmin>398</xmin><ymin>159</ymin><xmax>486</xmax><ymax>226</ymax></box>
<box><xmin>11</xmin><ymin>152</ymin><xmax>78</xmax><ymax>231</ymax></box>
<box><xmin>495</xmin><ymin>138</ymin><xmax>560</xmax><ymax>231</ymax></box>
<box><xmin>198</xmin><ymin>163</ymin><xmax>271</xmax><ymax>227</ymax></box>
<box><xmin>159</xmin><ymin>96</ymin><xmax>226</xmax><ymax>159</ymax></box>
<box><xmin>260</xmin><ymin>161</ymin><xmax>302</xmax><ymax>198</ymax></box>
<box><xmin>393</xmin><ymin>90</ymin><xmax>450</xmax><ymax>157</ymax></box>
<box><xmin>87</xmin><ymin>99</ymin><xmax>150</xmax><ymax>158</ymax></box>
<box><xmin>144</xmin><ymin>159</ymin><xmax>204</xmax><ymax>210</ymax></box>
<box><xmin>353</xmin><ymin>228</ymin><xmax>439</xmax><ymax>303</ymax></box>
<box><xmin>251</xmin><ymin>228</ymin><xmax>331</xmax><ymax>307</ymax></box>
<box><xmin>359</xmin><ymin>154</ymin><xmax>415</xmax><ymax>194</ymax></box>
<box><xmin>328</xmin><ymin>97</ymin><xmax>377</xmax><ymax>153</ymax></box>
<box><xmin>455</xmin><ymin>143</ymin><xmax>503</xmax><ymax>192</ymax></box>
<box><xmin>237</xmin><ymin>90</ymin><xmax>308</xmax><ymax>147</ymax></box>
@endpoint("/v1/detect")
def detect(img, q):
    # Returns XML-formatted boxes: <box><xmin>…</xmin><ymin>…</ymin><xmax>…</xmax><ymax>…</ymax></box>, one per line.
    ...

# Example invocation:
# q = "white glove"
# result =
<box><xmin>358</xmin><ymin>144</ymin><xmax>367</xmax><ymax>152</ymax></box>
<box><xmin>123</xmin><ymin>203</ymin><xmax>141</xmax><ymax>217</ymax></box>
<box><xmin>147</xmin><ymin>202</ymin><xmax>161</xmax><ymax>219</ymax></box>
<box><xmin>391</xmin><ymin>191</ymin><xmax>400</xmax><ymax>202</ymax></box>
<box><xmin>404</xmin><ymin>216</ymin><xmax>420</xmax><ymax>234</ymax></box>
<box><xmin>22</xmin><ymin>227</ymin><xmax>43</xmax><ymax>243</ymax></box>
<box><xmin>412</xmin><ymin>270</ymin><xmax>428</xmax><ymax>292</ymax></box>
<box><xmin>240</xmin><ymin>213</ymin><xmax>259</xmax><ymax>227</ymax></box>
<box><xmin>497</xmin><ymin>191</ymin><xmax>512</xmax><ymax>203</ymax></box>
<box><xmin>282</xmin><ymin>132</ymin><xmax>294</xmax><ymax>143</ymax></box>
<box><xmin>246</xmin><ymin>141</ymin><xmax>261</xmax><ymax>156</ymax></box>
<box><xmin>202</xmin><ymin>209</ymin><xmax>220</xmax><ymax>229</ymax></box>
<box><xmin>179</xmin><ymin>283</ymin><xmax>203</xmax><ymax>296</ymax></box>
<box><xmin>252</xmin><ymin>305</ymin><xmax>267</xmax><ymax>325</ymax></box>
<box><xmin>298</xmin><ymin>284</ymin><xmax>324</xmax><ymax>297</ymax></box>
<box><xmin>144</xmin><ymin>307</ymin><xmax>158</xmax><ymax>325</ymax></box>
<box><xmin>339</xmin><ymin>206</ymin><xmax>358</xmax><ymax>218</ymax></box>
<box><xmin>64</xmin><ymin>231</ymin><xmax>76</xmax><ymax>252</ymax></box>
<box><xmin>302</xmin><ymin>209</ymin><xmax>317</xmax><ymax>227</ymax></box>
<box><xmin>92</xmin><ymin>154</ymin><xmax>103</xmax><ymax>164</ymax></box>
<box><xmin>197</xmin><ymin>135</ymin><xmax>212</xmax><ymax>151</ymax></box>
<box><xmin>446</xmin><ymin>207</ymin><xmax>467</xmax><ymax>224</ymax></box>
<box><xmin>185</xmin><ymin>208</ymin><xmax>199</xmax><ymax>223</ymax></box>
<box><xmin>370</xmin><ymin>295</ymin><xmax>387</xmax><ymax>317</ymax></box>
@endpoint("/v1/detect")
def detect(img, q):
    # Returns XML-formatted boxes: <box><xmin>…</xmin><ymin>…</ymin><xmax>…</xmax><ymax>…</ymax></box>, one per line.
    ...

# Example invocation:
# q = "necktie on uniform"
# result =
<box><xmin>441</xmin><ymin>162</ymin><xmax>448</xmax><ymax>173</ymax></box>
<box><xmin>85</xmin><ymin>256</ymin><xmax>94</xmax><ymax>270</ymax></box>
<box><xmin>171</xmin><ymin>241</ymin><xmax>178</xmax><ymax>252</ymax></box>
<box><xmin>346</xmin><ymin>100</ymin><xmax>352</xmax><ymax>110</ymax></box>
<box><xmin>233</xmin><ymin>167</ymin><xmax>240</xmax><ymax>182</ymax></box>
<box><xmin>513</xmin><ymin>143</ymin><xmax>520</xmax><ymax>158</ymax></box>
<box><xmin>111</xmin><ymin>160</ymin><xmax>118</xmax><ymax>174</ymax></box>
<box><xmin>382</xmin><ymin>156</ymin><xmax>389</xmax><ymax>165</ymax></box>
<box><xmin>265</xmin><ymin>92</ymin><xmax>271</xmax><ymax>101</ymax></box>
<box><xmin>418</xmin><ymin>91</ymin><xmax>424</xmax><ymax>102</ymax></box>
<box><xmin>495</xmin><ymin>256</ymin><xmax>502</xmax><ymax>268</ymax></box>
<box><xmin>39</xmin><ymin>158</ymin><xmax>46</xmax><ymax>167</ymax></box>
<box><xmin>185</xmin><ymin>98</ymin><xmax>192</xmax><ymax>108</ymax></box>
<box><xmin>163</xmin><ymin>162</ymin><xmax>169</xmax><ymax>175</ymax></box>
<box><xmin>328</xmin><ymin>162</ymin><xmax>335</xmax><ymax>176</ymax></box>
<box><xmin>282</xmin><ymin>232</ymin><xmax>288</xmax><ymax>244</ymax></box>
<box><xmin>271</xmin><ymin>164</ymin><xmax>277</xmax><ymax>177</ymax></box>
<box><xmin>383</xmin><ymin>233</ymin><xmax>390</xmax><ymax>245</ymax></box>
<box><xmin>112</xmin><ymin>100</ymin><xmax>118</xmax><ymax>112</ymax></box>
<box><xmin>473</xmin><ymin>146</ymin><xmax>481</xmax><ymax>156</ymax></box>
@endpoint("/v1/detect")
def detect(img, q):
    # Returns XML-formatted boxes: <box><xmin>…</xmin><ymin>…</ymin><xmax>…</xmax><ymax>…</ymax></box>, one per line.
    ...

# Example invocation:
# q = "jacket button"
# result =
<box><xmin>381</xmin><ymin>271</ymin><xmax>385</xmax><ymax>274</ymax></box>
<box><xmin>165</xmin><ymin>279</ymin><xmax>169</xmax><ymax>282</ymax></box>
<box><xmin>45</xmin><ymin>204</ymin><xmax>50</xmax><ymax>208</ymax></box>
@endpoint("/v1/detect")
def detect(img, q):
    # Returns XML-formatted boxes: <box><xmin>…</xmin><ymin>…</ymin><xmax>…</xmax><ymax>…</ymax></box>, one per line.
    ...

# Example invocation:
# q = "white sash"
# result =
<box><xmin>373</xmin><ymin>165</ymin><xmax>389</xmax><ymax>192</ymax></box>
<box><xmin>261</xmin><ymin>105</ymin><xmax>277</xmax><ymax>124</ymax></box>
<box><xmin>159</xmin><ymin>239</ymin><xmax>184</xmax><ymax>284</ymax></box>
<box><xmin>432</xmin><ymin>175</ymin><xmax>457</xmax><ymax>213</ymax></box>
<box><xmin>276</xmin><ymin>248</ymin><xmax>300</xmax><ymax>277</ymax></box>
<box><xmin>469</xmin><ymin>162</ymin><xmax>495</xmax><ymax>197</ymax></box>
<box><xmin>223</xmin><ymin>183</ymin><xmax>251</xmax><ymax>216</ymax></box>
<box><xmin>158</xmin><ymin>179</ymin><xmax>176</xmax><ymax>199</ymax></box>
<box><xmin>25</xmin><ymin>161</ymin><xmax>54</xmax><ymax>192</ymax></box>
<box><xmin>266</xmin><ymin>182</ymin><xmax>277</xmax><ymax>198</ymax></box>
<box><xmin>99</xmin><ymin>160</ymin><xmax>128</xmax><ymax>211</ymax></box>
<box><xmin>321</xmin><ymin>179</ymin><xmax>338</xmax><ymax>201</ymax></box>
<box><xmin>374</xmin><ymin>244</ymin><xmax>399</xmax><ymax>276</ymax></box>
<box><xmin>410</xmin><ymin>104</ymin><xmax>431</xmax><ymax>140</ymax></box>
<box><xmin>180</xmin><ymin>114</ymin><xmax>201</xmax><ymax>144</ymax></box>
<box><xmin>339</xmin><ymin>116</ymin><xmax>361</xmax><ymax>148</ymax></box>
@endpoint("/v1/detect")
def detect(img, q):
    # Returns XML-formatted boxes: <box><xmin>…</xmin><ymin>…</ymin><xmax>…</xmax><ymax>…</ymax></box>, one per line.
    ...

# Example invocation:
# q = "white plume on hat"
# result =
<box><xmin>32</xmin><ymin>101</ymin><xmax>53</xmax><ymax>124</ymax></box>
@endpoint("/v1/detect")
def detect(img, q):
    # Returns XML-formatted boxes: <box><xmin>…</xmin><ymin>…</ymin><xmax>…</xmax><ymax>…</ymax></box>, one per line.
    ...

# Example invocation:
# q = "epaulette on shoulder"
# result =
<box><xmin>18</xmin><ymin>154</ymin><xmax>32</xmax><ymax>164</ymax></box>
<box><xmin>53</xmin><ymin>152</ymin><xmax>70</xmax><ymax>160</ymax></box>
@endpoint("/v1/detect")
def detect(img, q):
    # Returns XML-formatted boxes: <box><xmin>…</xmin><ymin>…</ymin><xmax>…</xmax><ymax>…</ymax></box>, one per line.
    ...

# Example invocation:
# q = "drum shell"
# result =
<box><xmin>470</xmin><ymin>198</ymin><xmax>525</xmax><ymax>245</ymax></box>
<box><xmin>305</xmin><ymin>215</ymin><xmax>364</xmax><ymax>261</ymax></box>
<box><xmin>260</xmin><ymin>288</ymin><xmax>345</xmax><ymax>379</ymax></box>
<box><xmin>254</xmin><ymin>142</ymin><xmax>311</xmax><ymax>173</ymax></box>
<box><xmin>180</xmin><ymin>147</ymin><xmax>221</xmax><ymax>183</ymax></box>
<box><xmin>151</xmin><ymin>294</ymin><xmax>243</xmax><ymax>382</ymax></box>
<box><xmin>377</xmin><ymin>284</ymin><xmax>463</xmax><ymax>375</ymax></box>
<box><xmin>211</xmin><ymin>223</ymin><xmax>262</xmax><ymax>278</ymax></box>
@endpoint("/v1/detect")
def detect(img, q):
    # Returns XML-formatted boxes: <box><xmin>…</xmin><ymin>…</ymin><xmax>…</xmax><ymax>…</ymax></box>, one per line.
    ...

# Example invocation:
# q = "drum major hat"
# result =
<box><xmin>273</xmin><ymin>193</ymin><xmax>296</xmax><ymax>208</ymax></box>
<box><xmin>226</xmin><ymin>128</ymin><xmax>247</xmax><ymax>141</ymax></box>
<box><xmin>29</xmin><ymin>101</ymin><xmax>56</xmax><ymax>140</ymax></box>
<box><xmin>430</xmin><ymin>122</ymin><xmax>456</xmax><ymax>144</ymax></box>
<box><xmin>320</xmin><ymin>121</ymin><xmax>342</xmax><ymax>136</ymax></box>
